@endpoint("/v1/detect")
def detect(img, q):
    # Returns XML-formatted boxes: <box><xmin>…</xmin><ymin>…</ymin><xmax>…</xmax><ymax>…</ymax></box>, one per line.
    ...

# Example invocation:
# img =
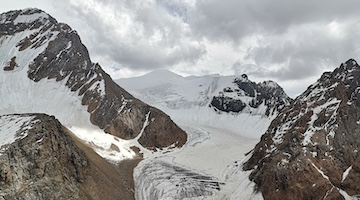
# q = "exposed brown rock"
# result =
<box><xmin>65</xmin><ymin>125</ymin><xmax>141</xmax><ymax>200</ymax></box>
<box><xmin>243</xmin><ymin>59</ymin><xmax>360</xmax><ymax>199</ymax></box>
<box><xmin>139</xmin><ymin>108</ymin><xmax>188</xmax><ymax>149</ymax></box>
<box><xmin>0</xmin><ymin>114</ymin><xmax>86</xmax><ymax>199</ymax></box>
<box><xmin>0</xmin><ymin>113</ymin><xmax>140</xmax><ymax>200</ymax></box>
<box><xmin>17</xmin><ymin>36</ymin><xmax>32</xmax><ymax>51</ymax></box>
<box><xmin>3</xmin><ymin>57</ymin><xmax>17</xmax><ymax>71</ymax></box>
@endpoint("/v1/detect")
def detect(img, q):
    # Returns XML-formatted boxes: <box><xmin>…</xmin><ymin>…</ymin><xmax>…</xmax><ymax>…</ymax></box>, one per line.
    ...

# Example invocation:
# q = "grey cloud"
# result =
<box><xmin>190</xmin><ymin>0</ymin><xmax>360</xmax><ymax>44</ymax></box>
<box><xmin>37</xmin><ymin>0</ymin><xmax>360</xmax><ymax>92</ymax></box>
<box><xmin>232</xmin><ymin>61</ymin><xmax>258</xmax><ymax>77</ymax></box>
<box><xmin>105</xmin><ymin>40</ymin><xmax>206</xmax><ymax>69</ymax></box>
<box><xmin>50</xmin><ymin>0</ymin><xmax>360</xmax><ymax>78</ymax></box>
<box><xmin>46</xmin><ymin>0</ymin><xmax>360</xmax><ymax>97</ymax></box>
<box><xmin>54</xmin><ymin>0</ymin><xmax>205</xmax><ymax>70</ymax></box>
<box><xmin>156</xmin><ymin>0</ymin><xmax>189</xmax><ymax>22</ymax></box>
<box><xmin>233</xmin><ymin>20</ymin><xmax>359</xmax><ymax>81</ymax></box>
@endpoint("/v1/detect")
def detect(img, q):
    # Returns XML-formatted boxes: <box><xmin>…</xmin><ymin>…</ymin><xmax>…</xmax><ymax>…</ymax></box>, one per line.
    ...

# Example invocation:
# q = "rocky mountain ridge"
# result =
<box><xmin>118</xmin><ymin>70</ymin><xmax>291</xmax><ymax>118</ymax></box>
<box><xmin>0</xmin><ymin>8</ymin><xmax>187</xmax><ymax>155</ymax></box>
<box><xmin>243</xmin><ymin>58</ymin><xmax>360</xmax><ymax>199</ymax></box>
<box><xmin>209</xmin><ymin>74</ymin><xmax>291</xmax><ymax>117</ymax></box>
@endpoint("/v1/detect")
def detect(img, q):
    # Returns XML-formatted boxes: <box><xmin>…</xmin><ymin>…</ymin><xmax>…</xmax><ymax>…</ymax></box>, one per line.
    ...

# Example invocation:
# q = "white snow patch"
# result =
<box><xmin>310</xmin><ymin>151</ymin><xmax>317</xmax><ymax>157</ymax></box>
<box><xmin>117</xmin><ymin>96</ymin><xmax>129</xmax><ymax>114</ymax></box>
<box><xmin>70</xmin><ymin>111</ymin><xmax>158</xmax><ymax>163</ymax></box>
<box><xmin>326</xmin><ymin>130</ymin><xmax>335</xmax><ymax>146</ymax></box>
<box><xmin>0</xmin><ymin>30</ymin><xmax>58</xmax><ymax>70</ymax></box>
<box><xmin>310</xmin><ymin>160</ymin><xmax>329</xmax><ymax>181</ymax></box>
<box><xmin>302</xmin><ymin>98</ymin><xmax>340</xmax><ymax>146</ymax></box>
<box><xmin>273</xmin><ymin>120</ymin><xmax>291</xmax><ymax>144</ymax></box>
<box><xmin>310</xmin><ymin>160</ymin><xmax>357</xmax><ymax>199</ymax></box>
<box><xmin>338</xmin><ymin>189</ymin><xmax>357</xmax><ymax>200</ymax></box>
<box><xmin>136</xmin><ymin>112</ymin><xmax>151</xmax><ymax>141</ymax></box>
<box><xmin>0</xmin><ymin>115</ymin><xmax>38</xmax><ymax>153</ymax></box>
<box><xmin>342</xmin><ymin>166</ymin><xmax>352</xmax><ymax>182</ymax></box>
<box><xmin>13</xmin><ymin>12</ymin><xmax>49</xmax><ymax>25</ymax></box>
<box><xmin>281</xmin><ymin>158</ymin><xmax>289</xmax><ymax>164</ymax></box>
<box><xmin>87</xmin><ymin>78</ymin><xmax>106</xmax><ymax>97</ymax></box>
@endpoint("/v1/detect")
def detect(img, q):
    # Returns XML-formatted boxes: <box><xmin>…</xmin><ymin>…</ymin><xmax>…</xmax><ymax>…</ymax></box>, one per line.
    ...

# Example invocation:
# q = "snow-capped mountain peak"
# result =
<box><xmin>117</xmin><ymin>71</ymin><xmax>292</xmax><ymax>138</ymax></box>
<box><xmin>211</xmin><ymin>73</ymin><xmax>292</xmax><ymax>116</ymax></box>
<box><xmin>0</xmin><ymin>8</ymin><xmax>187</xmax><ymax>163</ymax></box>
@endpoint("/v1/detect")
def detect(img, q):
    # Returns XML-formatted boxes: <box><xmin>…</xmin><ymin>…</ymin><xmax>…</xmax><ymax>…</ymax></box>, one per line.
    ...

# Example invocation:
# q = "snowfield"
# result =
<box><xmin>118</xmin><ymin>70</ymin><xmax>268</xmax><ymax>199</ymax></box>
<box><xmin>133</xmin><ymin>119</ymin><xmax>263</xmax><ymax>200</ymax></box>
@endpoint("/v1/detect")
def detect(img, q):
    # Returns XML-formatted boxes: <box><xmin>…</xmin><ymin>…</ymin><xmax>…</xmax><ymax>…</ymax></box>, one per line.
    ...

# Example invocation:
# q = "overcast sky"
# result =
<box><xmin>1</xmin><ymin>0</ymin><xmax>360</xmax><ymax>97</ymax></box>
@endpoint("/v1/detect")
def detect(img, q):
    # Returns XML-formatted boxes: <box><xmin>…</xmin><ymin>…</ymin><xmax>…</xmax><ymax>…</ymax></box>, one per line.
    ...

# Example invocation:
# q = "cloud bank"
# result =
<box><xmin>1</xmin><ymin>0</ymin><xmax>360</xmax><ymax>96</ymax></box>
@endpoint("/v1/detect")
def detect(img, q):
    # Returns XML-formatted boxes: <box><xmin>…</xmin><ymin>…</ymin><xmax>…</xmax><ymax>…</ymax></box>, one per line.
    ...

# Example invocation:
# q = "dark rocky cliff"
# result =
<box><xmin>210</xmin><ymin>74</ymin><xmax>292</xmax><ymax>117</ymax></box>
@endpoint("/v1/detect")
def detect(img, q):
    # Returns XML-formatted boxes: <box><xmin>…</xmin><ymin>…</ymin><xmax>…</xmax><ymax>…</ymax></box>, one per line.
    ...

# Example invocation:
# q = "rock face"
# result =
<box><xmin>210</xmin><ymin>74</ymin><xmax>291</xmax><ymax>116</ymax></box>
<box><xmin>243</xmin><ymin>59</ymin><xmax>360</xmax><ymax>199</ymax></box>
<box><xmin>0</xmin><ymin>8</ymin><xmax>186</xmax><ymax>150</ymax></box>
<box><xmin>0</xmin><ymin>114</ymin><xmax>137</xmax><ymax>200</ymax></box>
<box><xmin>0</xmin><ymin>114</ymin><xmax>85</xmax><ymax>199</ymax></box>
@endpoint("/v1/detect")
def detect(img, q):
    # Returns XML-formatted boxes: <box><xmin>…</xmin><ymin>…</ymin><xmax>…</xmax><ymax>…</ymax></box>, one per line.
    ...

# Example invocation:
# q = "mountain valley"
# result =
<box><xmin>0</xmin><ymin>7</ymin><xmax>359</xmax><ymax>200</ymax></box>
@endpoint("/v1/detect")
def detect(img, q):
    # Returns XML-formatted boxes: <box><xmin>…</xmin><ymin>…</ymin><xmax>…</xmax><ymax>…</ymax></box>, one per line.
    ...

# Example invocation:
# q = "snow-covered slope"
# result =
<box><xmin>0</xmin><ymin>8</ymin><xmax>187</xmax><ymax>163</ymax></box>
<box><xmin>117</xmin><ymin>70</ymin><xmax>291</xmax><ymax>138</ymax></box>
<box><xmin>0</xmin><ymin>114</ymin><xmax>39</xmax><ymax>154</ymax></box>
<box><xmin>133</xmin><ymin>123</ymin><xmax>264</xmax><ymax>200</ymax></box>
<box><xmin>244</xmin><ymin>59</ymin><xmax>360</xmax><ymax>199</ymax></box>
<box><xmin>117</xmin><ymin>70</ymin><xmax>292</xmax><ymax>199</ymax></box>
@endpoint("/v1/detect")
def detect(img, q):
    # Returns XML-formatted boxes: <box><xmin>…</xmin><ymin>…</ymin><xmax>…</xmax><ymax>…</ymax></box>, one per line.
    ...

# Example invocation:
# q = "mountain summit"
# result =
<box><xmin>243</xmin><ymin>59</ymin><xmax>360</xmax><ymax>199</ymax></box>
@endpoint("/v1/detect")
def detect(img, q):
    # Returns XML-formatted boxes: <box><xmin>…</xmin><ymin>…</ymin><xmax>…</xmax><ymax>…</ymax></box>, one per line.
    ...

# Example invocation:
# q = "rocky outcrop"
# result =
<box><xmin>0</xmin><ymin>114</ymin><xmax>86</xmax><ymax>199</ymax></box>
<box><xmin>0</xmin><ymin>113</ymin><xmax>138</xmax><ymax>200</ymax></box>
<box><xmin>210</xmin><ymin>74</ymin><xmax>292</xmax><ymax>116</ymax></box>
<box><xmin>3</xmin><ymin>57</ymin><xmax>17</xmax><ymax>71</ymax></box>
<box><xmin>0</xmin><ymin>8</ymin><xmax>186</xmax><ymax>149</ymax></box>
<box><xmin>211</xmin><ymin>96</ymin><xmax>246</xmax><ymax>113</ymax></box>
<box><xmin>243</xmin><ymin>59</ymin><xmax>360</xmax><ymax>199</ymax></box>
